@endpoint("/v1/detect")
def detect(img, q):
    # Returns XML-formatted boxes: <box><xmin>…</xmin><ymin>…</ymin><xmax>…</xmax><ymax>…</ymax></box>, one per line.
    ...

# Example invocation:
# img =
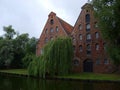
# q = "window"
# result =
<box><xmin>86</xmin><ymin>23</ymin><xmax>90</xmax><ymax>31</ymax></box>
<box><xmin>40</xmin><ymin>49</ymin><xmax>43</xmax><ymax>54</ymax></box>
<box><xmin>50</xmin><ymin>37</ymin><xmax>53</xmax><ymax>40</ymax></box>
<box><xmin>45</xmin><ymin>38</ymin><xmax>48</xmax><ymax>43</ymax></box>
<box><xmin>73</xmin><ymin>46</ymin><xmax>75</xmax><ymax>51</ymax></box>
<box><xmin>56</xmin><ymin>26</ymin><xmax>58</xmax><ymax>32</ymax></box>
<box><xmin>96</xmin><ymin>59</ymin><xmax>100</xmax><ymax>65</ymax></box>
<box><xmin>95</xmin><ymin>22</ymin><xmax>98</xmax><ymax>28</ymax></box>
<box><xmin>87</xmin><ymin>50</ymin><xmax>91</xmax><ymax>55</ymax></box>
<box><xmin>79</xmin><ymin>45</ymin><xmax>82</xmax><ymax>52</ymax></box>
<box><xmin>86</xmin><ymin>33</ymin><xmax>91</xmax><ymax>40</ymax></box>
<box><xmin>95</xmin><ymin>44</ymin><xmax>99</xmax><ymax>50</ymax></box>
<box><xmin>50</xmin><ymin>19</ymin><xmax>54</xmax><ymax>25</ymax></box>
<box><xmin>87</xmin><ymin>44</ymin><xmax>91</xmax><ymax>50</ymax></box>
<box><xmin>50</xmin><ymin>28</ymin><xmax>54</xmax><ymax>32</ymax></box>
<box><xmin>93</xmin><ymin>7</ymin><xmax>98</xmax><ymax>12</ymax></box>
<box><xmin>73</xmin><ymin>59</ymin><xmax>79</xmax><ymax>66</ymax></box>
<box><xmin>45</xmin><ymin>29</ymin><xmax>48</xmax><ymax>34</ymax></box>
<box><xmin>86</xmin><ymin>10</ymin><xmax>89</xmax><ymax>12</ymax></box>
<box><xmin>104</xmin><ymin>59</ymin><xmax>109</xmax><ymax>64</ymax></box>
<box><xmin>86</xmin><ymin>14</ymin><xmax>90</xmax><ymax>23</ymax></box>
<box><xmin>103</xmin><ymin>43</ymin><xmax>106</xmax><ymax>50</ymax></box>
<box><xmin>72</xmin><ymin>37</ymin><xmax>75</xmax><ymax>43</ymax></box>
<box><xmin>79</xmin><ymin>34</ymin><xmax>82</xmax><ymax>40</ymax></box>
<box><xmin>79</xmin><ymin>24</ymin><xmax>82</xmax><ymax>30</ymax></box>
<box><xmin>95</xmin><ymin>32</ymin><xmax>99</xmax><ymax>39</ymax></box>
<box><xmin>86</xmin><ymin>44</ymin><xmax>91</xmax><ymax>55</ymax></box>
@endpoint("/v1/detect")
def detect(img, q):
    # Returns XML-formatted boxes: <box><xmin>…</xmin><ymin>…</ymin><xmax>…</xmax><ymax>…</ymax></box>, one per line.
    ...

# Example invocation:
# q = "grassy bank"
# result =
<box><xmin>0</xmin><ymin>69</ymin><xmax>28</xmax><ymax>75</ymax></box>
<box><xmin>57</xmin><ymin>73</ymin><xmax>120</xmax><ymax>81</ymax></box>
<box><xmin>0</xmin><ymin>69</ymin><xmax>120</xmax><ymax>81</ymax></box>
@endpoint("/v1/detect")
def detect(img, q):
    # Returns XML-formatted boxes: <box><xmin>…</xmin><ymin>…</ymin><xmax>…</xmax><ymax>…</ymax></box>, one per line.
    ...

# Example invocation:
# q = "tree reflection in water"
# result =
<box><xmin>0</xmin><ymin>75</ymin><xmax>120</xmax><ymax>90</ymax></box>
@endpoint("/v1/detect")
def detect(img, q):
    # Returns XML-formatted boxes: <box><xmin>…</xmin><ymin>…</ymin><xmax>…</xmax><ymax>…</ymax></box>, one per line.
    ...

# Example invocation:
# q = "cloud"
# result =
<box><xmin>0</xmin><ymin>0</ymin><xmax>88</xmax><ymax>38</ymax></box>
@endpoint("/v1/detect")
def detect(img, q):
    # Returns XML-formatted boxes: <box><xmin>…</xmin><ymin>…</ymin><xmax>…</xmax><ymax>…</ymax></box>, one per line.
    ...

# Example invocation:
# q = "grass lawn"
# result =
<box><xmin>0</xmin><ymin>69</ymin><xmax>28</xmax><ymax>75</ymax></box>
<box><xmin>0</xmin><ymin>69</ymin><xmax>120</xmax><ymax>81</ymax></box>
<box><xmin>58</xmin><ymin>73</ymin><xmax>120</xmax><ymax>81</ymax></box>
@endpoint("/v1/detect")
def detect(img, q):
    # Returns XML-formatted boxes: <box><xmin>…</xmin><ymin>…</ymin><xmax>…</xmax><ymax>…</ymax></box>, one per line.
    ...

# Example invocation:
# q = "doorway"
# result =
<box><xmin>83</xmin><ymin>59</ymin><xmax>93</xmax><ymax>72</ymax></box>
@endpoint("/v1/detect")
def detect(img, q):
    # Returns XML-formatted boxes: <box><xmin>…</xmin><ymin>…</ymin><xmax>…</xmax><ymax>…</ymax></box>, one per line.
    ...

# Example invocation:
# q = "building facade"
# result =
<box><xmin>36</xmin><ymin>3</ymin><xmax>114</xmax><ymax>73</ymax></box>
<box><xmin>36</xmin><ymin>12</ymin><xmax>73</xmax><ymax>56</ymax></box>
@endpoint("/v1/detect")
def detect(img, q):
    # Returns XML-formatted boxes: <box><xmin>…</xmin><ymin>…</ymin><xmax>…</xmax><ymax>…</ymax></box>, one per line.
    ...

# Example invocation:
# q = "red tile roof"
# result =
<box><xmin>57</xmin><ymin>17</ymin><xmax>73</xmax><ymax>35</ymax></box>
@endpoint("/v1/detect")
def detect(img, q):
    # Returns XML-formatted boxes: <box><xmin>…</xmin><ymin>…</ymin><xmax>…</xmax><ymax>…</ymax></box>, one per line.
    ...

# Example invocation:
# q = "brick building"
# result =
<box><xmin>36</xmin><ymin>12</ymin><xmax>73</xmax><ymax>56</ymax></box>
<box><xmin>36</xmin><ymin>3</ymin><xmax>114</xmax><ymax>73</ymax></box>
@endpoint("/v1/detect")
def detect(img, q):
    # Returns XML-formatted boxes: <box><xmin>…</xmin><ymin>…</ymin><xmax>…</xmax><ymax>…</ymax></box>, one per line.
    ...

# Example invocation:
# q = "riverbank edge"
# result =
<box><xmin>0</xmin><ymin>71</ymin><xmax>120</xmax><ymax>83</ymax></box>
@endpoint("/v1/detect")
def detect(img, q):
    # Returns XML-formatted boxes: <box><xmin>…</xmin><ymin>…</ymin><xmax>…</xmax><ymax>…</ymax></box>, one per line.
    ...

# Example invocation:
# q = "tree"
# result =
<box><xmin>3</xmin><ymin>25</ymin><xmax>16</xmax><ymax>39</ymax></box>
<box><xmin>0</xmin><ymin>25</ymin><xmax>15</xmax><ymax>68</ymax></box>
<box><xmin>0</xmin><ymin>25</ymin><xmax>38</xmax><ymax>69</ymax></box>
<box><xmin>25</xmin><ymin>37</ymin><xmax>38</xmax><ymax>54</ymax></box>
<box><xmin>11</xmin><ymin>33</ymin><xmax>29</xmax><ymax>68</ymax></box>
<box><xmin>22</xmin><ymin>37</ymin><xmax>38</xmax><ymax>68</ymax></box>
<box><xmin>28</xmin><ymin>37</ymin><xmax>73</xmax><ymax>77</ymax></box>
<box><xmin>92</xmin><ymin>0</ymin><xmax>120</xmax><ymax>66</ymax></box>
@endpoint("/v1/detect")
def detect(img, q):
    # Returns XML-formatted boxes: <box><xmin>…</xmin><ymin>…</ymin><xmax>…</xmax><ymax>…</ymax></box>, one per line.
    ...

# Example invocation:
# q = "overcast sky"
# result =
<box><xmin>0</xmin><ymin>0</ymin><xmax>89</xmax><ymax>38</ymax></box>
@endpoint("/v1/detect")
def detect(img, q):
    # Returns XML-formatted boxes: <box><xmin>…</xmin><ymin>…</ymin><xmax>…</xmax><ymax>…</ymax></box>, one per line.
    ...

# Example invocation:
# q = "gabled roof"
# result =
<box><xmin>57</xmin><ymin>17</ymin><xmax>73</xmax><ymax>35</ymax></box>
<box><xmin>81</xmin><ymin>3</ymin><xmax>93</xmax><ymax>9</ymax></box>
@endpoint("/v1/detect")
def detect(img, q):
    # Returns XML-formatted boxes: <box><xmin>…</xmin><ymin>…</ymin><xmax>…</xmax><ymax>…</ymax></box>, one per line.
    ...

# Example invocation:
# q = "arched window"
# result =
<box><xmin>95</xmin><ymin>44</ymin><xmax>99</xmax><ymax>50</ymax></box>
<box><xmin>96</xmin><ymin>59</ymin><xmax>100</xmax><ymax>65</ymax></box>
<box><xmin>86</xmin><ymin>23</ymin><xmax>90</xmax><ymax>31</ymax></box>
<box><xmin>79</xmin><ymin>24</ymin><xmax>82</xmax><ymax>30</ymax></box>
<box><xmin>79</xmin><ymin>45</ymin><xmax>82</xmax><ymax>52</ymax></box>
<box><xmin>73</xmin><ymin>59</ymin><xmax>79</xmax><ymax>66</ymax></box>
<box><xmin>86</xmin><ymin>14</ymin><xmax>90</xmax><ymax>23</ymax></box>
<box><xmin>104</xmin><ymin>58</ymin><xmax>109</xmax><ymax>64</ymax></box>
<box><xmin>50</xmin><ymin>28</ymin><xmax>54</xmax><ymax>32</ymax></box>
<box><xmin>40</xmin><ymin>48</ymin><xmax>43</xmax><ymax>54</ymax></box>
<box><xmin>95</xmin><ymin>32</ymin><xmax>99</xmax><ymax>39</ymax></box>
<box><xmin>86</xmin><ymin>44</ymin><xmax>91</xmax><ymax>55</ymax></box>
<box><xmin>94</xmin><ymin>22</ymin><xmax>98</xmax><ymax>28</ymax></box>
<box><xmin>45</xmin><ymin>38</ymin><xmax>48</xmax><ymax>43</ymax></box>
<box><xmin>79</xmin><ymin>34</ymin><xmax>82</xmax><ymax>40</ymax></box>
<box><xmin>87</xmin><ymin>44</ymin><xmax>91</xmax><ymax>50</ymax></box>
<box><xmin>50</xmin><ymin>19</ymin><xmax>54</xmax><ymax>25</ymax></box>
<box><xmin>103</xmin><ymin>43</ymin><xmax>106</xmax><ymax>50</ymax></box>
<box><xmin>45</xmin><ymin>29</ymin><xmax>48</xmax><ymax>34</ymax></box>
<box><xmin>73</xmin><ymin>46</ymin><xmax>75</xmax><ymax>51</ymax></box>
<box><xmin>72</xmin><ymin>37</ymin><xmax>76</xmax><ymax>43</ymax></box>
<box><xmin>86</xmin><ymin>33</ymin><xmax>91</xmax><ymax>40</ymax></box>
<box><xmin>56</xmin><ymin>26</ymin><xmax>58</xmax><ymax>32</ymax></box>
<box><xmin>50</xmin><ymin>37</ymin><xmax>53</xmax><ymax>40</ymax></box>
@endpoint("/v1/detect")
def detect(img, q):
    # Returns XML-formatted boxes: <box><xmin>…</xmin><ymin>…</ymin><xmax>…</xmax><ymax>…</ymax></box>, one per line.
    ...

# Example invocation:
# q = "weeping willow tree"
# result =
<box><xmin>28</xmin><ymin>37</ymin><xmax>73</xmax><ymax>77</ymax></box>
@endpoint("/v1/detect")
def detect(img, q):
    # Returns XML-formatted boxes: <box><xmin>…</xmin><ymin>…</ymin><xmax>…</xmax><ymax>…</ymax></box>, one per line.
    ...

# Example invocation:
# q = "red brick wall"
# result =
<box><xmin>36</xmin><ymin>4</ymin><xmax>115</xmax><ymax>73</ymax></box>
<box><xmin>71</xmin><ymin>3</ymin><xmax>115</xmax><ymax>73</ymax></box>
<box><xmin>36</xmin><ymin>12</ymin><xmax>68</xmax><ymax>56</ymax></box>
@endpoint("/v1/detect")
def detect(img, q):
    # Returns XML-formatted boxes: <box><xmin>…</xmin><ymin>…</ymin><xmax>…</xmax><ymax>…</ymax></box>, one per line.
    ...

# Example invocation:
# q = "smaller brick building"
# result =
<box><xmin>36</xmin><ymin>12</ymin><xmax>73</xmax><ymax>56</ymax></box>
<box><xmin>36</xmin><ymin>3</ymin><xmax>115</xmax><ymax>73</ymax></box>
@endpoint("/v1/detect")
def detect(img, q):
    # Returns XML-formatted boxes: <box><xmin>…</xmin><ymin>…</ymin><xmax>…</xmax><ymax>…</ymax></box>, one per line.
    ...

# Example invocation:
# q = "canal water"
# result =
<box><xmin>0</xmin><ymin>75</ymin><xmax>120</xmax><ymax>90</ymax></box>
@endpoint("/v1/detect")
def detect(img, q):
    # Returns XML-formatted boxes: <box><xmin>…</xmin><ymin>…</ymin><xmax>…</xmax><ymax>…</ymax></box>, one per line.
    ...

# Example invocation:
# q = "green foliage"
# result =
<box><xmin>28</xmin><ymin>55</ymin><xmax>39</xmax><ymax>76</ymax></box>
<box><xmin>28</xmin><ymin>37</ymin><xmax>73</xmax><ymax>77</ymax></box>
<box><xmin>0</xmin><ymin>38</ymin><xmax>14</xmax><ymax>68</ymax></box>
<box><xmin>3</xmin><ymin>25</ymin><xmax>16</xmax><ymax>39</ymax></box>
<box><xmin>22</xmin><ymin>53</ymin><xmax>34</xmax><ymax>68</ymax></box>
<box><xmin>92</xmin><ymin>0</ymin><xmax>120</xmax><ymax>66</ymax></box>
<box><xmin>107</xmin><ymin>45</ymin><xmax>120</xmax><ymax>67</ymax></box>
<box><xmin>25</xmin><ymin>37</ymin><xmax>37</xmax><ymax>54</ymax></box>
<box><xmin>0</xmin><ymin>25</ymin><xmax>37</xmax><ymax>69</ymax></box>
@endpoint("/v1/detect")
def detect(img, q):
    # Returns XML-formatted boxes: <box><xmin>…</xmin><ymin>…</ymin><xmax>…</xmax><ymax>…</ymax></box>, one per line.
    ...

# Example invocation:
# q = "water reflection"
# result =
<box><xmin>0</xmin><ymin>75</ymin><xmax>120</xmax><ymax>90</ymax></box>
